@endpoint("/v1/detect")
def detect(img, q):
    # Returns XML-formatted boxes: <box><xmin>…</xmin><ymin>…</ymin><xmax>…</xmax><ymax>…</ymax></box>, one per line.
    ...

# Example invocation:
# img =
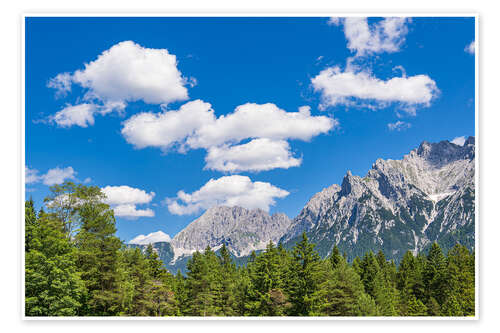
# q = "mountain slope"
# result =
<box><xmin>171</xmin><ymin>205</ymin><xmax>292</xmax><ymax>257</ymax></box>
<box><xmin>129</xmin><ymin>137</ymin><xmax>475</xmax><ymax>271</ymax></box>
<box><xmin>280</xmin><ymin>137</ymin><xmax>475</xmax><ymax>262</ymax></box>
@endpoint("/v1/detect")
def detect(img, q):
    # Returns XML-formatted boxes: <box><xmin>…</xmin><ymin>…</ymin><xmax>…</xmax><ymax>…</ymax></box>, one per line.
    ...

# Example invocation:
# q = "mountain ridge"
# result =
<box><xmin>129</xmin><ymin>137</ymin><xmax>475</xmax><ymax>272</ymax></box>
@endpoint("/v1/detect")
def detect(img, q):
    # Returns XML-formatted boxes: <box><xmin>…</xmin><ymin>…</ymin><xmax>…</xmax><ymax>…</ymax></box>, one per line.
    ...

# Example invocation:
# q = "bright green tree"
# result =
<box><xmin>25</xmin><ymin>209</ymin><xmax>86</xmax><ymax>316</ymax></box>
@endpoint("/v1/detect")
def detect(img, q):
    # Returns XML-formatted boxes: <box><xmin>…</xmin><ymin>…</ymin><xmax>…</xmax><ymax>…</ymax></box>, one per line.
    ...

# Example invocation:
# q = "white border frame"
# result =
<box><xmin>20</xmin><ymin>12</ymin><xmax>479</xmax><ymax>321</ymax></box>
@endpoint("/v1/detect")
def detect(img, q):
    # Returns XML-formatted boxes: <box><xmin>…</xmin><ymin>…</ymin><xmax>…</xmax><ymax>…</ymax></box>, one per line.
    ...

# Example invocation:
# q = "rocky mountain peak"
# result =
<box><xmin>281</xmin><ymin>137</ymin><xmax>475</xmax><ymax>260</ymax></box>
<box><xmin>171</xmin><ymin>205</ymin><xmax>292</xmax><ymax>257</ymax></box>
<box><xmin>415</xmin><ymin>138</ymin><xmax>474</xmax><ymax>168</ymax></box>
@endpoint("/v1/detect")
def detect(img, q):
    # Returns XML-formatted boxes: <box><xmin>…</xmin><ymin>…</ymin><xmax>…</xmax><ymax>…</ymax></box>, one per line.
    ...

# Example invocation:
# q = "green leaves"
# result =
<box><xmin>25</xmin><ymin>185</ymin><xmax>475</xmax><ymax>317</ymax></box>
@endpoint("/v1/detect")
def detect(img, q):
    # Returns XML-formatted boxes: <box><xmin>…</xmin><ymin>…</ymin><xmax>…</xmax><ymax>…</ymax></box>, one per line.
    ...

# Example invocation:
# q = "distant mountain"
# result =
<box><xmin>129</xmin><ymin>206</ymin><xmax>292</xmax><ymax>273</ymax></box>
<box><xmin>129</xmin><ymin>137</ymin><xmax>475</xmax><ymax>271</ymax></box>
<box><xmin>281</xmin><ymin>137</ymin><xmax>475</xmax><ymax>261</ymax></box>
<box><xmin>171</xmin><ymin>205</ymin><xmax>292</xmax><ymax>257</ymax></box>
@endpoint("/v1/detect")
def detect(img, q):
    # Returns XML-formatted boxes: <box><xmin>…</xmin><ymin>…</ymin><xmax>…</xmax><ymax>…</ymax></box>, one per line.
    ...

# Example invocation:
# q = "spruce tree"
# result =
<box><xmin>73</xmin><ymin>185</ymin><xmax>123</xmax><ymax>315</ymax></box>
<box><xmin>423</xmin><ymin>243</ymin><xmax>447</xmax><ymax>307</ymax></box>
<box><xmin>329</xmin><ymin>245</ymin><xmax>343</xmax><ymax>269</ymax></box>
<box><xmin>443</xmin><ymin>244</ymin><xmax>475</xmax><ymax>316</ymax></box>
<box><xmin>246</xmin><ymin>241</ymin><xmax>289</xmax><ymax>316</ymax></box>
<box><xmin>315</xmin><ymin>256</ymin><xmax>377</xmax><ymax>316</ymax></box>
<box><xmin>286</xmin><ymin>233</ymin><xmax>324</xmax><ymax>316</ymax></box>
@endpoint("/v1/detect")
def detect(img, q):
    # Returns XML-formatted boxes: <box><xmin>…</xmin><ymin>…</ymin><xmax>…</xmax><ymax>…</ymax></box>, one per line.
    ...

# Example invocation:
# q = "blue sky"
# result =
<box><xmin>25</xmin><ymin>16</ymin><xmax>475</xmax><ymax>243</ymax></box>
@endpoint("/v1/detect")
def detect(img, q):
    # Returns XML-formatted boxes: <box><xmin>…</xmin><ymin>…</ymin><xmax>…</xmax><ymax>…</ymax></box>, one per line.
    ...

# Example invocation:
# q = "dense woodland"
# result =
<box><xmin>25</xmin><ymin>182</ymin><xmax>475</xmax><ymax>317</ymax></box>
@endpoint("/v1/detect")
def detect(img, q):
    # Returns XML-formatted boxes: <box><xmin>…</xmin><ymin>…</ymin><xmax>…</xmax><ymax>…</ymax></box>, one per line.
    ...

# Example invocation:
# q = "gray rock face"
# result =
<box><xmin>281</xmin><ymin>137</ymin><xmax>475</xmax><ymax>261</ymax></box>
<box><xmin>136</xmin><ymin>137</ymin><xmax>475</xmax><ymax>271</ymax></box>
<box><xmin>171</xmin><ymin>206</ymin><xmax>292</xmax><ymax>257</ymax></box>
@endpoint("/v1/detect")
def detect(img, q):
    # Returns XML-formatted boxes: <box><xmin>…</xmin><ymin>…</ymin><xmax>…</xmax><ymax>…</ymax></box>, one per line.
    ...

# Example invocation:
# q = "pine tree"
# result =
<box><xmin>359</xmin><ymin>251</ymin><xmax>380</xmax><ymax>298</ymax></box>
<box><xmin>372</xmin><ymin>270</ymin><xmax>399</xmax><ymax>316</ymax></box>
<box><xmin>315</xmin><ymin>256</ymin><xmax>377</xmax><ymax>316</ymax></box>
<box><xmin>443</xmin><ymin>244</ymin><xmax>475</xmax><ymax>316</ymax></box>
<box><xmin>396</xmin><ymin>250</ymin><xmax>426</xmax><ymax>315</ymax></box>
<box><xmin>246</xmin><ymin>241</ymin><xmax>289</xmax><ymax>316</ymax></box>
<box><xmin>185</xmin><ymin>247</ymin><xmax>223</xmax><ymax>316</ymax></box>
<box><xmin>423</xmin><ymin>243</ymin><xmax>447</xmax><ymax>307</ymax></box>
<box><xmin>174</xmin><ymin>270</ymin><xmax>189</xmax><ymax>315</ymax></box>
<box><xmin>329</xmin><ymin>245</ymin><xmax>343</xmax><ymax>269</ymax></box>
<box><xmin>286</xmin><ymin>233</ymin><xmax>325</xmax><ymax>316</ymax></box>
<box><xmin>73</xmin><ymin>185</ymin><xmax>123</xmax><ymax>316</ymax></box>
<box><xmin>217</xmin><ymin>244</ymin><xmax>238</xmax><ymax>315</ymax></box>
<box><xmin>405</xmin><ymin>294</ymin><xmax>428</xmax><ymax>316</ymax></box>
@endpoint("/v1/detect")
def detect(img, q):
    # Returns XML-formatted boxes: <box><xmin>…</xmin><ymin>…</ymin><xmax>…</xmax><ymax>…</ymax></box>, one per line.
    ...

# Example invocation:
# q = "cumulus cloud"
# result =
<box><xmin>387</xmin><ymin>120</ymin><xmax>411</xmax><ymax>131</ymax></box>
<box><xmin>112</xmin><ymin>204</ymin><xmax>155</xmax><ymax>218</ymax></box>
<box><xmin>121</xmin><ymin>100</ymin><xmax>215</xmax><ymax>150</ymax></box>
<box><xmin>41</xmin><ymin>167</ymin><xmax>77</xmax><ymax>185</ymax></box>
<box><xmin>101</xmin><ymin>185</ymin><xmax>156</xmax><ymax>218</ymax></box>
<box><xmin>101</xmin><ymin>185</ymin><xmax>155</xmax><ymax>205</ymax></box>
<box><xmin>187</xmin><ymin>102</ymin><xmax>336</xmax><ymax>148</ymax></box>
<box><xmin>51</xmin><ymin>103</ymin><xmax>97</xmax><ymax>128</ymax></box>
<box><xmin>71</xmin><ymin>41</ymin><xmax>188</xmax><ymax>104</ymax></box>
<box><xmin>205</xmin><ymin>138</ymin><xmax>302</xmax><ymax>172</ymax></box>
<box><xmin>311</xmin><ymin>66</ymin><xmax>439</xmax><ymax>112</ymax></box>
<box><xmin>25</xmin><ymin>166</ymin><xmax>78</xmax><ymax>186</ymax></box>
<box><xmin>47</xmin><ymin>72</ymin><xmax>72</xmax><ymax>97</ymax></box>
<box><xmin>465</xmin><ymin>40</ymin><xmax>475</xmax><ymax>54</ymax></box>
<box><xmin>129</xmin><ymin>231</ymin><xmax>171</xmax><ymax>245</ymax></box>
<box><xmin>122</xmin><ymin>101</ymin><xmax>336</xmax><ymax>172</ymax></box>
<box><xmin>49</xmin><ymin>101</ymin><xmax>127</xmax><ymax>128</ymax></box>
<box><xmin>25</xmin><ymin>166</ymin><xmax>40</xmax><ymax>184</ymax></box>
<box><xmin>330</xmin><ymin>17</ymin><xmax>410</xmax><ymax>57</ymax></box>
<box><xmin>47</xmin><ymin>41</ymin><xmax>190</xmax><ymax>126</ymax></box>
<box><xmin>451</xmin><ymin>136</ymin><xmax>466</xmax><ymax>146</ymax></box>
<box><xmin>167</xmin><ymin>175</ymin><xmax>289</xmax><ymax>215</ymax></box>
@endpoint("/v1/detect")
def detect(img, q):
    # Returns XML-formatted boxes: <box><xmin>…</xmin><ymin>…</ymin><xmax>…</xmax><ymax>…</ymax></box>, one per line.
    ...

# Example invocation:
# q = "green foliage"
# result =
<box><xmin>24</xmin><ymin>184</ymin><xmax>475</xmax><ymax>317</ymax></box>
<box><xmin>25</xmin><ymin>212</ymin><xmax>86</xmax><ymax>316</ymax></box>
<box><xmin>286</xmin><ymin>233</ymin><xmax>326</xmax><ymax>316</ymax></box>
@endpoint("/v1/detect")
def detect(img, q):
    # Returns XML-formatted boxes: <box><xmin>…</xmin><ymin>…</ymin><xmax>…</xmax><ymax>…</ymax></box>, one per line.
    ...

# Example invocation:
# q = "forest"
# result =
<box><xmin>25</xmin><ymin>182</ymin><xmax>475</xmax><ymax>317</ymax></box>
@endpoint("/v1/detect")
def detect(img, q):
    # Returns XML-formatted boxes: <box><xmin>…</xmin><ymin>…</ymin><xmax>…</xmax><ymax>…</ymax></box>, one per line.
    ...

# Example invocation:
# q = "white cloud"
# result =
<box><xmin>50</xmin><ymin>101</ymin><xmax>127</xmax><ymax>128</ymax></box>
<box><xmin>47</xmin><ymin>72</ymin><xmax>72</xmax><ymax>97</ymax></box>
<box><xmin>71</xmin><ymin>41</ymin><xmax>188</xmax><ymax>105</ymax></box>
<box><xmin>451</xmin><ymin>136</ymin><xmax>466</xmax><ymax>146</ymax></box>
<box><xmin>101</xmin><ymin>185</ymin><xmax>156</xmax><ymax>218</ymax></box>
<box><xmin>102</xmin><ymin>185</ymin><xmax>155</xmax><ymax>205</ymax></box>
<box><xmin>205</xmin><ymin>138</ymin><xmax>302</xmax><ymax>172</ymax></box>
<box><xmin>387</xmin><ymin>121</ymin><xmax>411</xmax><ymax>131</ymax></box>
<box><xmin>327</xmin><ymin>17</ymin><xmax>341</xmax><ymax>26</ymax></box>
<box><xmin>187</xmin><ymin>102</ymin><xmax>336</xmax><ymax>148</ymax></box>
<box><xmin>465</xmin><ymin>40</ymin><xmax>475</xmax><ymax>54</ymax></box>
<box><xmin>51</xmin><ymin>103</ymin><xmax>97</xmax><ymax>128</ymax></box>
<box><xmin>121</xmin><ymin>99</ymin><xmax>215</xmax><ymax>150</ymax></box>
<box><xmin>25</xmin><ymin>166</ymin><xmax>78</xmax><ymax>186</ymax></box>
<box><xmin>25</xmin><ymin>166</ymin><xmax>40</xmax><ymax>184</ymax></box>
<box><xmin>47</xmin><ymin>41</ymin><xmax>190</xmax><ymax>126</ymax></box>
<box><xmin>129</xmin><ymin>230</ymin><xmax>171</xmax><ymax>245</ymax></box>
<box><xmin>311</xmin><ymin>66</ymin><xmax>439</xmax><ymax>112</ymax></box>
<box><xmin>122</xmin><ymin>101</ymin><xmax>336</xmax><ymax>172</ymax></box>
<box><xmin>167</xmin><ymin>175</ymin><xmax>289</xmax><ymax>215</ymax></box>
<box><xmin>331</xmin><ymin>17</ymin><xmax>410</xmax><ymax>57</ymax></box>
<box><xmin>41</xmin><ymin>167</ymin><xmax>77</xmax><ymax>186</ymax></box>
<box><xmin>112</xmin><ymin>204</ymin><xmax>155</xmax><ymax>218</ymax></box>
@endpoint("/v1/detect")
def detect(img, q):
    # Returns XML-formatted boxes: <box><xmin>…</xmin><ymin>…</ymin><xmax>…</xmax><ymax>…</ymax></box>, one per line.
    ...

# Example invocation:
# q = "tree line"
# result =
<box><xmin>25</xmin><ymin>182</ymin><xmax>475</xmax><ymax>317</ymax></box>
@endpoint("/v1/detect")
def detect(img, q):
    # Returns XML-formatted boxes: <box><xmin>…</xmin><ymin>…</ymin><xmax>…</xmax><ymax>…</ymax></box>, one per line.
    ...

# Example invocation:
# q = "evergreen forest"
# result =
<box><xmin>25</xmin><ymin>182</ymin><xmax>475</xmax><ymax>317</ymax></box>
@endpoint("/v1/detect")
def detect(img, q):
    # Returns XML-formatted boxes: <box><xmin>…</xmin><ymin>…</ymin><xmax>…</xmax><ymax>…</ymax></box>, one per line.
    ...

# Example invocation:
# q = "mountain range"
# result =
<box><xmin>129</xmin><ymin>137</ymin><xmax>475</xmax><ymax>273</ymax></box>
